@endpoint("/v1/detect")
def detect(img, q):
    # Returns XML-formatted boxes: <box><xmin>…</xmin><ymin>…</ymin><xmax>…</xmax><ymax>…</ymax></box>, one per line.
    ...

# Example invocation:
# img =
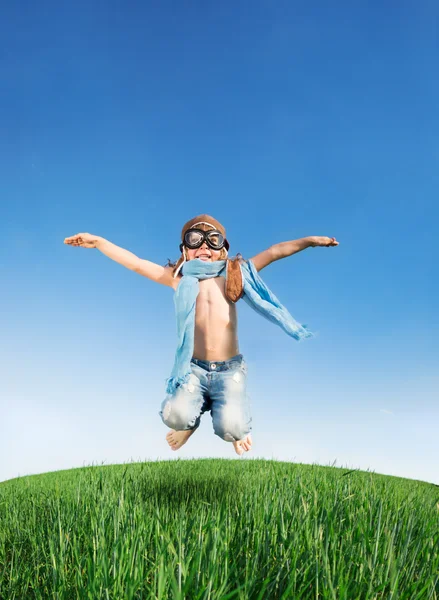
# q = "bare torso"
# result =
<box><xmin>172</xmin><ymin>274</ymin><xmax>239</xmax><ymax>361</ymax></box>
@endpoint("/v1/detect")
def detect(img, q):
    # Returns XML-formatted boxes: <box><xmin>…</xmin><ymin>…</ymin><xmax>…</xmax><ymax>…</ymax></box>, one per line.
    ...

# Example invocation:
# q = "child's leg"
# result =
<box><xmin>207</xmin><ymin>355</ymin><xmax>252</xmax><ymax>452</ymax></box>
<box><xmin>159</xmin><ymin>363</ymin><xmax>211</xmax><ymax>449</ymax></box>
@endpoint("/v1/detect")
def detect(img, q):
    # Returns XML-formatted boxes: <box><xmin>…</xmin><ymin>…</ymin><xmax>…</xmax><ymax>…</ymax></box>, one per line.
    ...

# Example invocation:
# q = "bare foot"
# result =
<box><xmin>166</xmin><ymin>428</ymin><xmax>196</xmax><ymax>451</ymax></box>
<box><xmin>233</xmin><ymin>434</ymin><xmax>252</xmax><ymax>456</ymax></box>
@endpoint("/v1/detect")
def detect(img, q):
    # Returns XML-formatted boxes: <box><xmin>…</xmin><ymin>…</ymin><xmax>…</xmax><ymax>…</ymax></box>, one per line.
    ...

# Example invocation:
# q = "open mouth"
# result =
<box><xmin>197</xmin><ymin>254</ymin><xmax>211</xmax><ymax>260</ymax></box>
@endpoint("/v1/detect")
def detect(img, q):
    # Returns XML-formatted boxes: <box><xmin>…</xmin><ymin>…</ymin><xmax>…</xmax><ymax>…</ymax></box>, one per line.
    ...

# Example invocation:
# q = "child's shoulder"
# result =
<box><xmin>162</xmin><ymin>264</ymin><xmax>181</xmax><ymax>290</ymax></box>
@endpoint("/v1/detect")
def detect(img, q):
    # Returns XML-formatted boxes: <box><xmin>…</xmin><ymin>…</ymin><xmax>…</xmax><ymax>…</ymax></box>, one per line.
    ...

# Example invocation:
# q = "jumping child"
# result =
<box><xmin>64</xmin><ymin>214</ymin><xmax>338</xmax><ymax>456</ymax></box>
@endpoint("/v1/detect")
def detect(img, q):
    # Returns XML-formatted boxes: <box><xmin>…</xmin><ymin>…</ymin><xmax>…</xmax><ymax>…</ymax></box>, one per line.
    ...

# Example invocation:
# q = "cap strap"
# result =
<box><xmin>188</xmin><ymin>221</ymin><xmax>219</xmax><ymax>230</ymax></box>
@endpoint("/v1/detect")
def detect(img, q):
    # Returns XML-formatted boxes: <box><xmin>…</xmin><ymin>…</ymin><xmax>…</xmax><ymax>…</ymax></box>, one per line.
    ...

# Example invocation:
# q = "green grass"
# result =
<box><xmin>1</xmin><ymin>458</ymin><xmax>438</xmax><ymax>599</ymax></box>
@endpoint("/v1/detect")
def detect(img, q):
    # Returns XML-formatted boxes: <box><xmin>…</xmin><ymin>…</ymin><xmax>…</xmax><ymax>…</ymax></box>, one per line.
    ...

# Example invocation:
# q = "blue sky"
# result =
<box><xmin>1</xmin><ymin>1</ymin><xmax>438</xmax><ymax>484</ymax></box>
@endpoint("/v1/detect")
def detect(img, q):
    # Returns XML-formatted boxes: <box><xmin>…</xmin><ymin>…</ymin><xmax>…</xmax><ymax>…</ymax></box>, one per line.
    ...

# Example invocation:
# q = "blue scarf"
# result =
<box><xmin>165</xmin><ymin>258</ymin><xmax>314</xmax><ymax>394</ymax></box>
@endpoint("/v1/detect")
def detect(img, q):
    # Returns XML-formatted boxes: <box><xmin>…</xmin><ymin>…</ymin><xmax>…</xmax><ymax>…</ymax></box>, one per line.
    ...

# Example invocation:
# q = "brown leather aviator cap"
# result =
<box><xmin>180</xmin><ymin>214</ymin><xmax>227</xmax><ymax>240</ymax></box>
<box><xmin>226</xmin><ymin>256</ymin><xmax>244</xmax><ymax>302</ymax></box>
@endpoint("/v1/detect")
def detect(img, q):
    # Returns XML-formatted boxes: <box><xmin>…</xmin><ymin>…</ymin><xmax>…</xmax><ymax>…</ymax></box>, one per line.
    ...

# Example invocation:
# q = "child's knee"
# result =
<box><xmin>214</xmin><ymin>423</ymin><xmax>251</xmax><ymax>442</ymax></box>
<box><xmin>159</xmin><ymin>400</ymin><xmax>197</xmax><ymax>430</ymax></box>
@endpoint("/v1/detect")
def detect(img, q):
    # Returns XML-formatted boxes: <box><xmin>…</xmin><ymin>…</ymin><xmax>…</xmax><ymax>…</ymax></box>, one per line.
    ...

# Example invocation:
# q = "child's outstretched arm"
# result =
<box><xmin>64</xmin><ymin>233</ymin><xmax>175</xmax><ymax>287</ymax></box>
<box><xmin>249</xmin><ymin>236</ymin><xmax>339</xmax><ymax>272</ymax></box>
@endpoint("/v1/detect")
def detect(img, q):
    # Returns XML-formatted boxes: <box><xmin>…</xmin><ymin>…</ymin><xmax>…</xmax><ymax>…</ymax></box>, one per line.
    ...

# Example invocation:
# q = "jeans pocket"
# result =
<box><xmin>239</xmin><ymin>359</ymin><xmax>248</xmax><ymax>376</ymax></box>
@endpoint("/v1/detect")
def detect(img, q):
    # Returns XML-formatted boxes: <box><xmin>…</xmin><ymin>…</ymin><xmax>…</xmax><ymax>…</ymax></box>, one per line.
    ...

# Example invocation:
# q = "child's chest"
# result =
<box><xmin>174</xmin><ymin>276</ymin><xmax>235</xmax><ymax>308</ymax></box>
<box><xmin>196</xmin><ymin>278</ymin><xmax>236</xmax><ymax>325</ymax></box>
<box><xmin>174</xmin><ymin>275</ymin><xmax>236</xmax><ymax>324</ymax></box>
<box><xmin>197</xmin><ymin>277</ymin><xmax>230</xmax><ymax>307</ymax></box>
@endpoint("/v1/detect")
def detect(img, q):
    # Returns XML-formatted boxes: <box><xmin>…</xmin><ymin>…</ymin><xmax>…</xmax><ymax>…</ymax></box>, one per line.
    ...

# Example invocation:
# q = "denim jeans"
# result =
<box><xmin>159</xmin><ymin>353</ymin><xmax>252</xmax><ymax>442</ymax></box>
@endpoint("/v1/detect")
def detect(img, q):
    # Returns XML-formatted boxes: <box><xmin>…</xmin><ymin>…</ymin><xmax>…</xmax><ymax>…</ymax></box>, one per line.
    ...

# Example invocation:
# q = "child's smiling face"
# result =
<box><xmin>186</xmin><ymin>243</ymin><xmax>222</xmax><ymax>262</ymax></box>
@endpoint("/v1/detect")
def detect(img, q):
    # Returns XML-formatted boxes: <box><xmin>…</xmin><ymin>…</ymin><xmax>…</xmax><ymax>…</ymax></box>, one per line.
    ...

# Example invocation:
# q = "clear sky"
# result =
<box><xmin>1</xmin><ymin>1</ymin><xmax>438</xmax><ymax>485</ymax></box>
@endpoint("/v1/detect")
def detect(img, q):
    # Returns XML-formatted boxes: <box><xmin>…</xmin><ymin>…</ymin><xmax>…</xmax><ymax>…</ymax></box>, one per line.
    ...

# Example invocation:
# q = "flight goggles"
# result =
<box><xmin>180</xmin><ymin>228</ymin><xmax>229</xmax><ymax>252</ymax></box>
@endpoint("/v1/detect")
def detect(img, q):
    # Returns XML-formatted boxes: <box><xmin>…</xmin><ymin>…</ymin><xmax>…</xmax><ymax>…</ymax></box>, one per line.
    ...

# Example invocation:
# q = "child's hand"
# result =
<box><xmin>309</xmin><ymin>236</ymin><xmax>339</xmax><ymax>247</ymax></box>
<box><xmin>64</xmin><ymin>233</ymin><xmax>101</xmax><ymax>248</ymax></box>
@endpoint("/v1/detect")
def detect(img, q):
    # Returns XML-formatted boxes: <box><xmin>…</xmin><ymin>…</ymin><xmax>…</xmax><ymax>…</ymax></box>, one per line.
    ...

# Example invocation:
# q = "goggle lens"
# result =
<box><xmin>206</xmin><ymin>232</ymin><xmax>222</xmax><ymax>248</ymax></box>
<box><xmin>185</xmin><ymin>231</ymin><xmax>203</xmax><ymax>246</ymax></box>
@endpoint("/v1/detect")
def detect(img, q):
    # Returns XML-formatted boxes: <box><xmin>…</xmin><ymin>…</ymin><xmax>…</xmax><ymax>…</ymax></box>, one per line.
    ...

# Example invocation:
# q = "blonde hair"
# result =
<box><xmin>166</xmin><ymin>222</ymin><xmax>229</xmax><ymax>278</ymax></box>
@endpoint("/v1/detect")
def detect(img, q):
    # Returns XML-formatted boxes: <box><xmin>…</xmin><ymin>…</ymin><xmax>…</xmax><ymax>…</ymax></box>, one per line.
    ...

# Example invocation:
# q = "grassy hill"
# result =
<box><xmin>1</xmin><ymin>458</ymin><xmax>438</xmax><ymax>599</ymax></box>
